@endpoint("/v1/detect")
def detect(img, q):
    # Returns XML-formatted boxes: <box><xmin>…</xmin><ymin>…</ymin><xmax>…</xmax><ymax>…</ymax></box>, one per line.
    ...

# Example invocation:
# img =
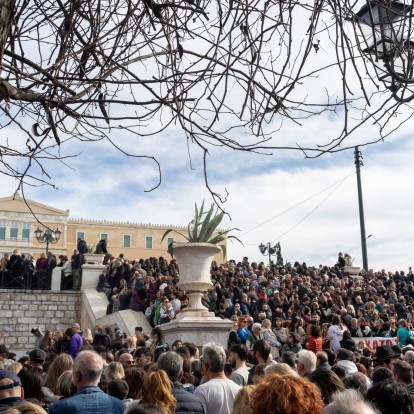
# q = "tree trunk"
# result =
<box><xmin>0</xmin><ymin>0</ymin><xmax>14</xmax><ymax>71</ymax></box>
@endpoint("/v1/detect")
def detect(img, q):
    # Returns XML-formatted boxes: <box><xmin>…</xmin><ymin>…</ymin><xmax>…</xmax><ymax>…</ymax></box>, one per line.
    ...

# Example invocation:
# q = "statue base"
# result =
<box><xmin>160</xmin><ymin>311</ymin><xmax>233</xmax><ymax>349</ymax></box>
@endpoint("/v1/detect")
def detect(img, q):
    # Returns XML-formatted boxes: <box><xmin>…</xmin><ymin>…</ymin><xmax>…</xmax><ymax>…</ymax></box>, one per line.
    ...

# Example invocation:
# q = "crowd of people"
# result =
<box><xmin>2</xmin><ymin>252</ymin><xmax>414</xmax><ymax>412</ymax></box>
<box><xmin>0</xmin><ymin>247</ymin><xmax>85</xmax><ymax>291</ymax></box>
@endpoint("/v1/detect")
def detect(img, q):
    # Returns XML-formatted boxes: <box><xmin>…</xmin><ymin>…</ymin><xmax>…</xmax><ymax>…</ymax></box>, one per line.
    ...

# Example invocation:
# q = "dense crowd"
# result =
<box><xmin>1</xmin><ymin>251</ymin><xmax>414</xmax><ymax>413</ymax></box>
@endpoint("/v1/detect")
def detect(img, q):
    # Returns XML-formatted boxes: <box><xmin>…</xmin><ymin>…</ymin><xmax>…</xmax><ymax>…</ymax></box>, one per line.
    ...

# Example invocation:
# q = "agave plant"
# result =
<box><xmin>87</xmin><ymin>243</ymin><xmax>96</xmax><ymax>254</ymax></box>
<box><xmin>161</xmin><ymin>201</ymin><xmax>242</xmax><ymax>257</ymax></box>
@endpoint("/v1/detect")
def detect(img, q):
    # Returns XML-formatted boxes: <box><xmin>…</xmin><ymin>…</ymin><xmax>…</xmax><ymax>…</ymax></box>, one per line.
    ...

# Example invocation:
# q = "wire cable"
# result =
<box><xmin>239</xmin><ymin>168</ymin><xmax>356</xmax><ymax>239</ymax></box>
<box><xmin>386</xmin><ymin>257</ymin><xmax>414</xmax><ymax>271</ymax></box>
<box><xmin>270</xmin><ymin>171</ymin><xmax>351</xmax><ymax>244</ymax></box>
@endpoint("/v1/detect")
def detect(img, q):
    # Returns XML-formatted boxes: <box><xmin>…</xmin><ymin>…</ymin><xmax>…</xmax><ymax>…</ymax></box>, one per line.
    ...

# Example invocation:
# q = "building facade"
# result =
<box><xmin>0</xmin><ymin>193</ymin><xmax>69</xmax><ymax>258</ymax></box>
<box><xmin>0</xmin><ymin>194</ymin><xmax>225</xmax><ymax>262</ymax></box>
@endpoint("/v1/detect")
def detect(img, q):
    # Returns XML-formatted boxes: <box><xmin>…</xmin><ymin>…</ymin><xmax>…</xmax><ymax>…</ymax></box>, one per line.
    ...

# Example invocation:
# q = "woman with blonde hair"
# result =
<box><xmin>44</xmin><ymin>354</ymin><xmax>74</xmax><ymax>395</ymax></box>
<box><xmin>104</xmin><ymin>361</ymin><xmax>125</xmax><ymax>381</ymax></box>
<box><xmin>3</xmin><ymin>401</ymin><xmax>47</xmax><ymax>414</ymax></box>
<box><xmin>0</xmin><ymin>252</ymin><xmax>9</xmax><ymax>271</ymax></box>
<box><xmin>6</xmin><ymin>362</ymin><xmax>23</xmax><ymax>374</ymax></box>
<box><xmin>261</xmin><ymin>319</ymin><xmax>281</xmax><ymax>359</ymax></box>
<box><xmin>82</xmin><ymin>328</ymin><xmax>93</xmax><ymax>346</ymax></box>
<box><xmin>127</xmin><ymin>336</ymin><xmax>137</xmax><ymax>354</ymax></box>
<box><xmin>56</xmin><ymin>370</ymin><xmax>77</xmax><ymax>399</ymax></box>
<box><xmin>141</xmin><ymin>370</ymin><xmax>176</xmax><ymax>414</ymax></box>
<box><xmin>232</xmin><ymin>385</ymin><xmax>255</xmax><ymax>414</ymax></box>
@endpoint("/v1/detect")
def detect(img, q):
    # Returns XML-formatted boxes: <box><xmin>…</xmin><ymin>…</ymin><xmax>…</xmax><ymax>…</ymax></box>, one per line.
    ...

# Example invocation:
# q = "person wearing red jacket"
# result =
<box><xmin>306</xmin><ymin>324</ymin><xmax>323</xmax><ymax>353</ymax></box>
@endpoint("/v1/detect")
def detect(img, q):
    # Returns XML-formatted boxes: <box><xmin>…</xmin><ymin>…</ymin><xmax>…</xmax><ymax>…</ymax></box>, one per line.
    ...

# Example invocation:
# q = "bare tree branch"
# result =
<box><xmin>0</xmin><ymin>0</ymin><xmax>413</xmax><ymax>207</ymax></box>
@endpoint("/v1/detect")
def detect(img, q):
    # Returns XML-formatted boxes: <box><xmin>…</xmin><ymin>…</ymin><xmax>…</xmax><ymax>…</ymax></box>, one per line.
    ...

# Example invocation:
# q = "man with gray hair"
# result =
<box><xmin>49</xmin><ymin>350</ymin><xmax>123</xmax><ymax>414</ymax></box>
<box><xmin>194</xmin><ymin>343</ymin><xmax>240</xmax><ymax>414</ymax></box>
<box><xmin>296</xmin><ymin>350</ymin><xmax>317</xmax><ymax>377</ymax></box>
<box><xmin>322</xmin><ymin>389</ymin><xmax>379</xmax><ymax>414</ymax></box>
<box><xmin>157</xmin><ymin>351</ymin><xmax>205</xmax><ymax>414</ymax></box>
<box><xmin>405</xmin><ymin>350</ymin><xmax>414</xmax><ymax>365</ymax></box>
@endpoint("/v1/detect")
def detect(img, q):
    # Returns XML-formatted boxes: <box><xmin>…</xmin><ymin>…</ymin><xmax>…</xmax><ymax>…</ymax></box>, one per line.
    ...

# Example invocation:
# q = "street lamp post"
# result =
<box><xmin>34</xmin><ymin>227</ymin><xmax>62</xmax><ymax>253</ymax></box>
<box><xmin>258</xmin><ymin>242</ymin><xmax>281</xmax><ymax>267</ymax></box>
<box><xmin>353</xmin><ymin>0</ymin><xmax>414</xmax><ymax>101</ymax></box>
<box><xmin>354</xmin><ymin>147</ymin><xmax>369</xmax><ymax>271</ymax></box>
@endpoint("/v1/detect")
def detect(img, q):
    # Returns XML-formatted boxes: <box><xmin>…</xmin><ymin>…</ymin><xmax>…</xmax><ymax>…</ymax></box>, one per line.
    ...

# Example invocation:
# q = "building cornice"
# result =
<box><xmin>68</xmin><ymin>217</ymin><xmax>187</xmax><ymax>230</ymax></box>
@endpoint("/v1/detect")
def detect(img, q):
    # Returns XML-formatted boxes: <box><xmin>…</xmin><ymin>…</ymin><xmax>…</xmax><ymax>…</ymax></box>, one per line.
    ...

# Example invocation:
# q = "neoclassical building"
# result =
<box><xmin>0</xmin><ymin>193</ymin><xmax>214</xmax><ymax>260</ymax></box>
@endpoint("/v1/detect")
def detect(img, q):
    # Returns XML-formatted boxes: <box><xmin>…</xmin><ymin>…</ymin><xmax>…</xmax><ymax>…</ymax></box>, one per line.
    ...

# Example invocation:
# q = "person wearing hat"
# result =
<box><xmin>374</xmin><ymin>345</ymin><xmax>400</xmax><ymax>370</ymax></box>
<box><xmin>27</xmin><ymin>349</ymin><xmax>46</xmax><ymax>368</ymax></box>
<box><xmin>0</xmin><ymin>369</ymin><xmax>25</xmax><ymax>407</ymax></box>
<box><xmin>30</xmin><ymin>327</ymin><xmax>44</xmax><ymax>349</ymax></box>
<box><xmin>26</xmin><ymin>348</ymin><xmax>47</xmax><ymax>383</ymax></box>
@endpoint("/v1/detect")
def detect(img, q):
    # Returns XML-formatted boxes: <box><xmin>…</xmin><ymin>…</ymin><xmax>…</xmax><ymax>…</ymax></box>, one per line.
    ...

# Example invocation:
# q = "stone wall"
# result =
<box><xmin>0</xmin><ymin>291</ymin><xmax>81</xmax><ymax>352</ymax></box>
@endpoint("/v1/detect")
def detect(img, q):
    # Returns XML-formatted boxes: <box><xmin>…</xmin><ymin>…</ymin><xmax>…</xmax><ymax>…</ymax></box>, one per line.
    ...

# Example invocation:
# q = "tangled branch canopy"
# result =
<box><xmin>0</xmin><ymin>0</ymin><xmax>412</xmax><ymax>194</ymax></box>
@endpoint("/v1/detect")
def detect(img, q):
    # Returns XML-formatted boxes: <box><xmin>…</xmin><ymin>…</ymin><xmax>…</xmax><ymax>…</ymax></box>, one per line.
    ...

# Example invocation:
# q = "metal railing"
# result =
<box><xmin>0</xmin><ymin>269</ymin><xmax>55</xmax><ymax>290</ymax></box>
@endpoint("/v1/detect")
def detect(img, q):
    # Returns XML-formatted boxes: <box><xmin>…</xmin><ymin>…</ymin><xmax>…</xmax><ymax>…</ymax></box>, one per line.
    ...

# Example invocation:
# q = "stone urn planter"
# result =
<box><xmin>343</xmin><ymin>266</ymin><xmax>361</xmax><ymax>276</ymax></box>
<box><xmin>83</xmin><ymin>253</ymin><xmax>105</xmax><ymax>265</ymax></box>
<box><xmin>172</xmin><ymin>242</ymin><xmax>220</xmax><ymax>313</ymax></box>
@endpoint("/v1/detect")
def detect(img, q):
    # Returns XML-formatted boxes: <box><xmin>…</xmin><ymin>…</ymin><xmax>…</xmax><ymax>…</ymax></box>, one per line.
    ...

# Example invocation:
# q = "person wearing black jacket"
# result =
<box><xmin>71</xmin><ymin>249</ymin><xmax>84</xmax><ymax>291</ymax></box>
<box><xmin>92</xmin><ymin>326</ymin><xmax>111</xmax><ymax>350</ymax></box>
<box><xmin>45</xmin><ymin>252</ymin><xmax>57</xmax><ymax>290</ymax></box>
<box><xmin>95</xmin><ymin>239</ymin><xmax>108</xmax><ymax>254</ymax></box>
<box><xmin>157</xmin><ymin>351</ymin><xmax>205</xmax><ymax>414</ymax></box>
<box><xmin>6</xmin><ymin>249</ymin><xmax>24</xmax><ymax>288</ymax></box>
<box><xmin>339</xmin><ymin>330</ymin><xmax>356</xmax><ymax>352</ymax></box>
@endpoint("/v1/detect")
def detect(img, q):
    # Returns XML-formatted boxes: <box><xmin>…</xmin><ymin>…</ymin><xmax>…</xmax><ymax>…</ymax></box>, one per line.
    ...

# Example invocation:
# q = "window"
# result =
<box><xmin>77</xmin><ymin>232</ymin><xmax>85</xmax><ymax>241</ymax></box>
<box><xmin>145</xmin><ymin>236</ymin><xmax>153</xmax><ymax>249</ymax></box>
<box><xmin>10</xmin><ymin>228</ymin><xmax>18</xmax><ymax>240</ymax></box>
<box><xmin>0</xmin><ymin>221</ymin><xmax>5</xmax><ymax>241</ymax></box>
<box><xmin>123</xmin><ymin>234</ymin><xmax>131</xmax><ymax>248</ymax></box>
<box><xmin>167</xmin><ymin>237</ymin><xmax>174</xmax><ymax>248</ymax></box>
<box><xmin>100</xmin><ymin>233</ymin><xmax>108</xmax><ymax>240</ymax></box>
<box><xmin>10</xmin><ymin>221</ymin><xmax>19</xmax><ymax>241</ymax></box>
<box><xmin>22</xmin><ymin>228</ymin><xmax>30</xmax><ymax>241</ymax></box>
<box><xmin>21</xmin><ymin>223</ymin><xmax>30</xmax><ymax>241</ymax></box>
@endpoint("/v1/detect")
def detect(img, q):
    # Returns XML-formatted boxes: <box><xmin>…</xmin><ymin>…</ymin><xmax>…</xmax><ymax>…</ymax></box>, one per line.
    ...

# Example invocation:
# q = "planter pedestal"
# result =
<box><xmin>161</xmin><ymin>242</ymin><xmax>233</xmax><ymax>348</ymax></box>
<box><xmin>83</xmin><ymin>253</ymin><xmax>105</xmax><ymax>265</ymax></box>
<box><xmin>343</xmin><ymin>266</ymin><xmax>363</xmax><ymax>279</ymax></box>
<box><xmin>82</xmin><ymin>264</ymin><xmax>106</xmax><ymax>290</ymax></box>
<box><xmin>161</xmin><ymin>315</ymin><xmax>233</xmax><ymax>349</ymax></box>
